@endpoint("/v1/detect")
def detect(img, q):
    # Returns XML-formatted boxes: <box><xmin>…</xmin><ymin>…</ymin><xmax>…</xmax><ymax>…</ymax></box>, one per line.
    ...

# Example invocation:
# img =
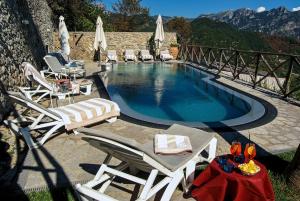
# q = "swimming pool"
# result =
<box><xmin>100</xmin><ymin>62</ymin><xmax>265</xmax><ymax>128</ymax></box>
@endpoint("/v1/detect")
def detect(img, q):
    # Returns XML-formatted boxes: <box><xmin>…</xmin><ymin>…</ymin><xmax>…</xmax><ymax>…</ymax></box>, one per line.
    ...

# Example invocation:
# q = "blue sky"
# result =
<box><xmin>97</xmin><ymin>0</ymin><xmax>300</xmax><ymax>17</ymax></box>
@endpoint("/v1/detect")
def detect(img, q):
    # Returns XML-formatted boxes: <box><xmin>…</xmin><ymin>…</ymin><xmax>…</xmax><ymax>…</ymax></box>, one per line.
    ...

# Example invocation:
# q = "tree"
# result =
<box><xmin>167</xmin><ymin>17</ymin><xmax>192</xmax><ymax>43</ymax></box>
<box><xmin>47</xmin><ymin>0</ymin><xmax>108</xmax><ymax>31</ymax></box>
<box><xmin>111</xmin><ymin>0</ymin><xmax>150</xmax><ymax>31</ymax></box>
<box><xmin>112</xmin><ymin>0</ymin><xmax>149</xmax><ymax>16</ymax></box>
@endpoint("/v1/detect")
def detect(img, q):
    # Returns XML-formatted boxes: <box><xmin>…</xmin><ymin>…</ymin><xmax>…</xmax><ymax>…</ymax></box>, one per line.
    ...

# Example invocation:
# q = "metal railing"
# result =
<box><xmin>179</xmin><ymin>44</ymin><xmax>300</xmax><ymax>99</ymax></box>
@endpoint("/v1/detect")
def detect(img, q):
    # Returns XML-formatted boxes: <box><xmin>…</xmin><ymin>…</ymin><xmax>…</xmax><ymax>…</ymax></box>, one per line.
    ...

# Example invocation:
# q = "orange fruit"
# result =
<box><xmin>248</xmin><ymin>146</ymin><xmax>254</xmax><ymax>155</ymax></box>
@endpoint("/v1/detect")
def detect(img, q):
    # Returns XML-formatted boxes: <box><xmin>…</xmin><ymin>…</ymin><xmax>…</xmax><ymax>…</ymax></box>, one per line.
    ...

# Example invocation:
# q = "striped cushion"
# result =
<box><xmin>50</xmin><ymin>98</ymin><xmax>120</xmax><ymax>130</ymax></box>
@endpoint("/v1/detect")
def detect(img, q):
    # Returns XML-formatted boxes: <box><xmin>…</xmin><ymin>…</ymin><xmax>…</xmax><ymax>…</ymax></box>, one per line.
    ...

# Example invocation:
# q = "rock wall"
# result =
<box><xmin>25</xmin><ymin>0</ymin><xmax>54</xmax><ymax>49</ymax></box>
<box><xmin>52</xmin><ymin>32</ymin><xmax>177</xmax><ymax>60</ymax></box>
<box><xmin>0</xmin><ymin>0</ymin><xmax>53</xmax><ymax>120</ymax></box>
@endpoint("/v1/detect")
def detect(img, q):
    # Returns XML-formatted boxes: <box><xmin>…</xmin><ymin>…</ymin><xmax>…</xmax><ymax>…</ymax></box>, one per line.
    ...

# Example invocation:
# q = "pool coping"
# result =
<box><xmin>99</xmin><ymin>62</ymin><xmax>275</xmax><ymax>130</ymax></box>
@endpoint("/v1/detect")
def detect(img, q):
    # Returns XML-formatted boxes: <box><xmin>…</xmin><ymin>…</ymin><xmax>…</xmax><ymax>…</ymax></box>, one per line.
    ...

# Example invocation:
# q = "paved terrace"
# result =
<box><xmin>5</xmin><ymin>61</ymin><xmax>300</xmax><ymax>200</ymax></box>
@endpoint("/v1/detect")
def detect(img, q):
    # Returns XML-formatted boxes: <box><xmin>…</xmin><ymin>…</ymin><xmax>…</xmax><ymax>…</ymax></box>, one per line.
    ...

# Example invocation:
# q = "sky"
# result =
<box><xmin>97</xmin><ymin>0</ymin><xmax>300</xmax><ymax>18</ymax></box>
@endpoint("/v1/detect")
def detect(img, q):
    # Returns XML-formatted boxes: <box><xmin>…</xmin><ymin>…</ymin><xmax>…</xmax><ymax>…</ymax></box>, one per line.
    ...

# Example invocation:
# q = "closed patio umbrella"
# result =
<box><xmin>94</xmin><ymin>16</ymin><xmax>107</xmax><ymax>63</ymax></box>
<box><xmin>154</xmin><ymin>15</ymin><xmax>165</xmax><ymax>57</ymax></box>
<box><xmin>58</xmin><ymin>16</ymin><xmax>70</xmax><ymax>57</ymax></box>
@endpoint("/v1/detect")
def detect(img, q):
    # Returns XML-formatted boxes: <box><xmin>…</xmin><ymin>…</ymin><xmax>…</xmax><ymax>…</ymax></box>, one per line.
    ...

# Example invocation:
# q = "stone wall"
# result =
<box><xmin>25</xmin><ymin>0</ymin><xmax>54</xmax><ymax>49</ymax></box>
<box><xmin>52</xmin><ymin>32</ymin><xmax>177</xmax><ymax>60</ymax></box>
<box><xmin>0</xmin><ymin>0</ymin><xmax>53</xmax><ymax>120</ymax></box>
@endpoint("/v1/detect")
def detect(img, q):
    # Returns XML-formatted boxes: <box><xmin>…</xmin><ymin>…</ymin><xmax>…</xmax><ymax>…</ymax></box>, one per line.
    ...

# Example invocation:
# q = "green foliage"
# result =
<box><xmin>268</xmin><ymin>151</ymin><xmax>300</xmax><ymax>201</ymax></box>
<box><xmin>167</xmin><ymin>17</ymin><xmax>192</xmax><ymax>43</ymax></box>
<box><xmin>190</xmin><ymin>18</ymin><xmax>271</xmax><ymax>51</ymax></box>
<box><xmin>47</xmin><ymin>0</ymin><xmax>106</xmax><ymax>31</ymax></box>
<box><xmin>112</xmin><ymin>0</ymin><xmax>149</xmax><ymax>16</ymax></box>
<box><xmin>110</xmin><ymin>0</ymin><xmax>152</xmax><ymax>32</ymax></box>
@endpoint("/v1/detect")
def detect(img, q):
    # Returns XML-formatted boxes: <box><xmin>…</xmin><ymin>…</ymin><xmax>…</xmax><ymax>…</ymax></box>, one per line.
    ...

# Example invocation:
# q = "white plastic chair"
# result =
<box><xmin>124</xmin><ymin>49</ymin><xmax>137</xmax><ymax>62</ymax></box>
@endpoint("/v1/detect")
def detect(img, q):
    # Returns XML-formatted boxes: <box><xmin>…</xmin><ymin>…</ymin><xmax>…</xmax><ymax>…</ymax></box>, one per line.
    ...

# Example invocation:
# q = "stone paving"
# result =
<box><xmin>6</xmin><ymin>61</ymin><xmax>300</xmax><ymax>200</ymax></box>
<box><xmin>218</xmin><ymin>77</ymin><xmax>300</xmax><ymax>154</ymax></box>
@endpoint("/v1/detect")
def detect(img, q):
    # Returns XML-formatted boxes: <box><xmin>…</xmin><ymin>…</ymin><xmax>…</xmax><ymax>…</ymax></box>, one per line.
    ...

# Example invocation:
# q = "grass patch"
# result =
<box><xmin>27</xmin><ymin>188</ymin><xmax>76</xmax><ymax>201</ymax></box>
<box><xmin>267</xmin><ymin>151</ymin><xmax>300</xmax><ymax>201</ymax></box>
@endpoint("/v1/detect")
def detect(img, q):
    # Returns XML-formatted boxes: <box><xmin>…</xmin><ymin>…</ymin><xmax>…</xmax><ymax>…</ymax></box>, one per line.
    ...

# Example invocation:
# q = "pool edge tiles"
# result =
<box><xmin>100</xmin><ymin>63</ymin><xmax>268</xmax><ymax>129</ymax></box>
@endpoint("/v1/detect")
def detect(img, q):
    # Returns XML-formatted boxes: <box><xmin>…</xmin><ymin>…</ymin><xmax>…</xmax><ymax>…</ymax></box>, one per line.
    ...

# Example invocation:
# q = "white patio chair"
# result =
<box><xmin>43</xmin><ymin>55</ymin><xmax>86</xmax><ymax>79</ymax></box>
<box><xmin>140</xmin><ymin>50</ymin><xmax>154</xmax><ymax>62</ymax></box>
<box><xmin>75</xmin><ymin>124</ymin><xmax>217</xmax><ymax>201</ymax></box>
<box><xmin>106</xmin><ymin>50</ymin><xmax>118</xmax><ymax>62</ymax></box>
<box><xmin>124</xmin><ymin>49</ymin><xmax>137</xmax><ymax>62</ymax></box>
<box><xmin>160</xmin><ymin>50</ymin><xmax>173</xmax><ymax>61</ymax></box>
<box><xmin>3</xmin><ymin>92</ymin><xmax>120</xmax><ymax>149</ymax></box>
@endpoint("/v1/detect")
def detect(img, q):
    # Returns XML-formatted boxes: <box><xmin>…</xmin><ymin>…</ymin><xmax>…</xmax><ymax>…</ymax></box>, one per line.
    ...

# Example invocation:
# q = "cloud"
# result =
<box><xmin>292</xmin><ymin>7</ymin><xmax>300</xmax><ymax>12</ymax></box>
<box><xmin>256</xmin><ymin>6</ymin><xmax>266</xmax><ymax>13</ymax></box>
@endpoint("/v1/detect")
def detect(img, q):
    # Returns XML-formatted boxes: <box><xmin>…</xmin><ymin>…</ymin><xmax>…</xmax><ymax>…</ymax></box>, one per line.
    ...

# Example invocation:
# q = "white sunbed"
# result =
<box><xmin>75</xmin><ymin>124</ymin><xmax>217</xmax><ymax>201</ymax></box>
<box><xmin>124</xmin><ymin>49</ymin><xmax>137</xmax><ymax>62</ymax></box>
<box><xmin>19</xmin><ymin>62</ymin><xmax>93</xmax><ymax>104</ymax></box>
<box><xmin>107</xmin><ymin>50</ymin><xmax>118</xmax><ymax>62</ymax></box>
<box><xmin>160</xmin><ymin>50</ymin><xmax>173</xmax><ymax>61</ymax></box>
<box><xmin>43</xmin><ymin>55</ymin><xmax>86</xmax><ymax>79</ymax></box>
<box><xmin>140</xmin><ymin>50</ymin><xmax>154</xmax><ymax>61</ymax></box>
<box><xmin>48</xmin><ymin>52</ymin><xmax>85</xmax><ymax>68</ymax></box>
<box><xmin>3</xmin><ymin>92</ymin><xmax>120</xmax><ymax>149</ymax></box>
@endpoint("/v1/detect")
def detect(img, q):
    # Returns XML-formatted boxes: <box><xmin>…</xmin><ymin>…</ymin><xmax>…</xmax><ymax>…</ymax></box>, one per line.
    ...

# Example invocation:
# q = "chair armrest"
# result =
<box><xmin>40</xmin><ymin>70</ymin><xmax>60</xmax><ymax>78</ymax></box>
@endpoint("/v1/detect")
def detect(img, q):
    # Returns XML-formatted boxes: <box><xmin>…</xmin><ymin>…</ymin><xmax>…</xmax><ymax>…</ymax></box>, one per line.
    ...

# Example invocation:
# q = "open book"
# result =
<box><xmin>154</xmin><ymin>134</ymin><xmax>192</xmax><ymax>155</ymax></box>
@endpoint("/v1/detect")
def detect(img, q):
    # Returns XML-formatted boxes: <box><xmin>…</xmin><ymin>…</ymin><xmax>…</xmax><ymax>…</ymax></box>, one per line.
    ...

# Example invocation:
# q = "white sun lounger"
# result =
<box><xmin>160</xmin><ymin>50</ymin><xmax>173</xmax><ymax>61</ymax></box>
<box><xmin>43</xmin><ymin>55</ymin><xmax>86</xmax><ymax>79</ymax></box>
<box><xmin>107</xmin><ymin>50</ymin><xmax>118</xmax><ymax>62</ymax></box>
<box><xmin>48</xmin><ymin>52</ymin><xmax>85</xmax><ymax>68</ymax></box>
<box><xmin>75</xmin><ymin>124</ymin><xmax>217</xmax><ymax>201</ymax></box>
<box><xmin>124</xmin><ymin>49</ymin><xmax>137</xmax><ymax>62</ymax></box>
<box><xmin>3</xmin><ymin>92</ymin><xmax>120</xmax><ymax>149</ymax></box>
<box><xmin>19</xmin><ymin>62</ymin><xmax>93</xmax><ymax>104</ymax></box>
<box><xmin>140</xmin><ymin>50</ymin><xmax>154</xmax><ymax>61</ymax></box>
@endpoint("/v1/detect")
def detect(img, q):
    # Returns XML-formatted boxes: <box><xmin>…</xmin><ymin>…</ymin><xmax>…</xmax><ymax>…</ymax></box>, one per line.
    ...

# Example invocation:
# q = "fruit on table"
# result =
<box><xmin>238</xmin><ymin>160</ymin><xmax>260</xmax><ymax>174</ymax></box>
<box><xmin>247</xmin><ymin>146</ymin><xmax>255</xmax><ymax>155</ymax></box>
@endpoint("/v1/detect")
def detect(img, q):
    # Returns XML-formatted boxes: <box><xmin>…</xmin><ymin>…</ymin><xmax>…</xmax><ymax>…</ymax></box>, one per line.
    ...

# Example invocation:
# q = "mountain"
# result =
<box><xmin>198</xmin><ymin>7</ymin><xmax>300</xmax><ymax>40</ymax></box>
<box><xmin>190</xmin><ymin>18</ymin><xmax>272</xmax><ymax>51</ymax></box>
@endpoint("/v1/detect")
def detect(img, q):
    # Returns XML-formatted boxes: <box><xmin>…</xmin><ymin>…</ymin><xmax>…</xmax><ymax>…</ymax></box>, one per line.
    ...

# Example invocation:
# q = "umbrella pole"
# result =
<box><xmin>98</xmin><ymin>41</ymin><xmax>101</xmax><ymax>67</ymax></box>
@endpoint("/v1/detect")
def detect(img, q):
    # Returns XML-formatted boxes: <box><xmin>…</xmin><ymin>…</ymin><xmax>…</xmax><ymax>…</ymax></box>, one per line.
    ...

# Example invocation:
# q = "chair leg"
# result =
<box><xmin>4</xmin><ymin>120</ymin><xmax>39</xmax><ymax>149</ymax></box>
<box><xmin>207</xmin><ymin>137</ymin><xmax>217</xmax><ymax>162</ymax></box>
<box><xmin>160</xmin><ymin>170</ymin><xmax>184</xmax><ymax>201</ymax></box>
<box><xmin>138</xmin><ymin>169</ymin><xmax>159</xmax><ymax>200</ymax></box>
<box><xmin>39</xmin><ymin>122</ymin><xmax>65</xmax><ymax>145</ymax></box>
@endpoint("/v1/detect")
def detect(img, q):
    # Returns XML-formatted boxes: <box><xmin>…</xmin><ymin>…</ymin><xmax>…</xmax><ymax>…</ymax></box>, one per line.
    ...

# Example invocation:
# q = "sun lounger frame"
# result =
<box><xmin>75</xmin><ymin>126</ymin><xmax>217</xmax><ymax>201</ymax></box>
<box><xmin>3</xmin><ymin>92</ymin><xmax>119</xmax><ymax>149</ymax></box>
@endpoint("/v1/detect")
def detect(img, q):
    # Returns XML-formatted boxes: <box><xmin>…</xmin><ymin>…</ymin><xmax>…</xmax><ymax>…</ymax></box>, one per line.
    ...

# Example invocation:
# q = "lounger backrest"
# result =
<box><xmin>140</xmin><ymin>50</ymin><xmax>150</xmax><ymax>56</ymax></box>
<box><xmin>78</xmin><ymin>128</ymin><xmax>153</xmax><ymax>171</ymax></box>
<box><xmin>107</xmin><ymin>50</ymin><xmax>116</xmax><ymax>56</ymax></box>
<box><xmin>44</xmin><ymin>55</ymin><xmax>64</xmax><ymax>73</ymax></box>
<box><xmin>125</xmin><ymin>49</ymin><xmax>134</xmax><ymax>56</ymax></box>
<box><xmin>160</xmin><ymin>50</ymin><xmax>170</xmax><ymax>55</ymax></box>
<box><xmin>7</xmin><ymin>91</ymin><xmax>61</xmax><ymax>120</ymax></box>
<box><xmin>48</xmin><ymin>52</ymin><xmax>68</xmax><ymax>65</ymax></box>
<box><xmin>22</xmin><ymin>62</ymin><xmax>53</xmax><ymax>91</ymax></box>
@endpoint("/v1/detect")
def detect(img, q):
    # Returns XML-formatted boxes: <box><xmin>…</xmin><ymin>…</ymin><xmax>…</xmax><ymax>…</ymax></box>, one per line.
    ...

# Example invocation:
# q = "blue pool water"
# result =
<box><xmin>101</xmin><ymin>63</ymin><xmax>265</xmax><ymax>127</ymax></box>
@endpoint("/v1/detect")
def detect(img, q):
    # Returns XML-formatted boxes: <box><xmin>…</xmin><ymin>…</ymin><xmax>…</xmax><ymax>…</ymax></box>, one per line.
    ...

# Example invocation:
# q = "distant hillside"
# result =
<box><xmin>199</xmin><ymin>7</ymin><xmax>300</xmax><ymax>40</ymax></box>
<box><xmin>190</xmin><ymin>18</ymin><xmax>272</xmax><ymax>51</ymax></box>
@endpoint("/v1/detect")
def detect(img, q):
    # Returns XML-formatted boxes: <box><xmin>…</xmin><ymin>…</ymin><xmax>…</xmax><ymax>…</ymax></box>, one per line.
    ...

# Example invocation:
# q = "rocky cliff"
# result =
<box><xmin>199</xmin><ymin>7</ymin><xmax>300</xmax><ymax>39</ymax></box>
